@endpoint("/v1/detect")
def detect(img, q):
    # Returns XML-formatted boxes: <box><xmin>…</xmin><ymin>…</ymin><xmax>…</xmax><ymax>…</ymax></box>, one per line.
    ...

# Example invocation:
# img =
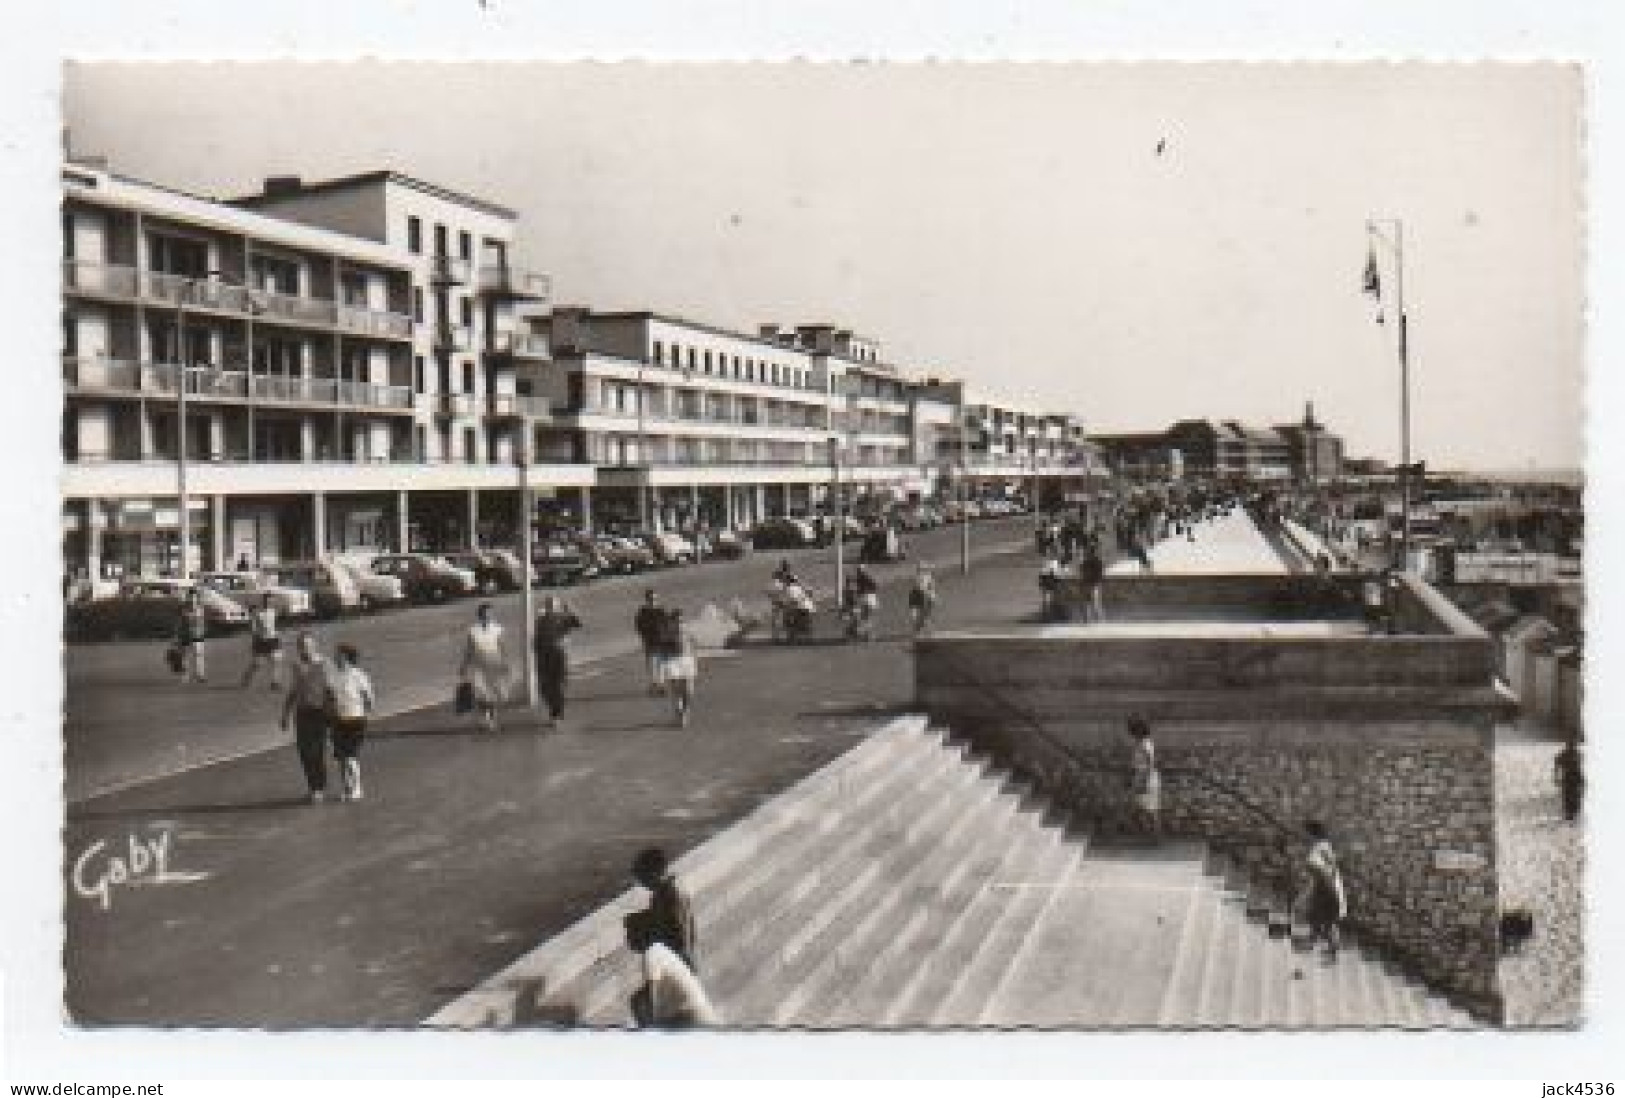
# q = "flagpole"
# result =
<box><xmin>1395</xmin><ymin>219</ymin><xmax>1412</xmax><ymax>576</ymax></box>
<box><xmin>1367</xmin><ymin>217</ymin><xmax>1412</xmax><ymax>574</ymax></box>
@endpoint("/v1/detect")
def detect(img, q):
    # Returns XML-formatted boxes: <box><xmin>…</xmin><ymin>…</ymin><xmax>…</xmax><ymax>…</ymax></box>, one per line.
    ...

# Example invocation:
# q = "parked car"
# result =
<box><xmin>859</xmin><ymin>525</ymin><xmax>908</xmax><ymax>564</ymax></box>
<box><xmin>752</xmin><ymin>517</ymin><xmax>818</xmax><ymax>550</ymax></box>
<box><xmin>644</xmin><ymin>532</ymin><xmax>697</xmax><ymax>566</ymax></box>
<box><xmin>65</xmin><ymin>579</ymin><xmax>249</xmax><ymax>642</ymax></box>
<box><xmin>594</xmin><ymin>535</ymin><xmax>656</xmax><ymax>574</ymax></box>
<box><xmin>533</xmin><ymin>541</ymin><xmax>598</xmax><ymax>587</ymax></box>
<box><xmin>483</xmin><ymin>549</ymin><xmax>528</xmax><ymax>590</ymax></box>
<box><xmin>264</xmin><ymin>560</ymin><xmax>361</xmax><ymax>618</ymax></box>
<box><xmin>711</xmin><ymin>528</ymin><xmax>751</xmax><ymax>560</ymax></box>
<box><xmin>368</xmin><ymin>554</ymin><xmax>469</xmax><ymax>603</ymax></box>
<box><xmin>197</xmin><ymin>570</ymin><xmax>314</xmax><ymax>619</ymax></box>
<box><xmin>444</xmin><ymin>551</ymin><xmax>524</xmax><ymax>596</ymax></box>
<box><xmin>325</xmin><ymin>558</ymin><xmax>407</xmax><ymax>613</ymax></box>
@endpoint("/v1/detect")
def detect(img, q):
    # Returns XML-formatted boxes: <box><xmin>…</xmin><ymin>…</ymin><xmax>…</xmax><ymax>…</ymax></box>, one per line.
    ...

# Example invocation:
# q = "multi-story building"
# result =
<box><xmin>61</xmin><ymin>159</ymin><xmax>588</xmax><ymax>584</ymax></box>
<box><xmin>1095</xmin><ymin>409</ymin><xmax>1343</xmax><ymax>485</ymax></box>
<box><xmin>60</xmin><ymin>157</ymin><xmax>1102</xmax><ymax>582</ymax></box>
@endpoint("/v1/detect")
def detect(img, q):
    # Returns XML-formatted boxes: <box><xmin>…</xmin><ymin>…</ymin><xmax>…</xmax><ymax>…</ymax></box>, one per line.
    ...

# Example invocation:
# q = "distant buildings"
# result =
<box><xmin>1094</xmin><ymin>403</ymin><xmax>1344</xmax><ymax>484</ymax></box>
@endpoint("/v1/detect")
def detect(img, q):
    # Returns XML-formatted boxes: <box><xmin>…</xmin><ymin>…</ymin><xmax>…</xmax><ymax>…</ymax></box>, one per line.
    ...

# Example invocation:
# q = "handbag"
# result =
<box><xmin>165</xmin><ymin>644</ymin><xmax>185</xmax><ymax>674</ymax></box>
<box><xmin>454</xmin><ymin>680</ymin><xmax>475</xmax><ymax>714</ymax></box>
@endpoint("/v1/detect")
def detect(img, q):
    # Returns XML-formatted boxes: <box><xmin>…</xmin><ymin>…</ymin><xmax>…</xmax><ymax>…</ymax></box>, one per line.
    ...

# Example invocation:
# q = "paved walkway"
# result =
<box><xmin>1495</xmin><ymin>727</ymin><xmax>1584</xmax><ymax>1026</ymax></box>
<box><xmin>1108</xmin><ymin>509</ymin><xmax>1289</xmax><ymax>575</ymax></box>
<box><xmin>63</xmin><ymin>520</ymin><xmax>1035</xmax><ymax>1025</ymax></box>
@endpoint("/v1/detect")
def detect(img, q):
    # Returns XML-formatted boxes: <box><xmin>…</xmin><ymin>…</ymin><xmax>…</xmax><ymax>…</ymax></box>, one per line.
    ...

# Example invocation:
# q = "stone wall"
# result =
<box><xmin>916</xmin><ymin>624</ymin><xmax>1506</xmax><ymax>1020</ymax></box>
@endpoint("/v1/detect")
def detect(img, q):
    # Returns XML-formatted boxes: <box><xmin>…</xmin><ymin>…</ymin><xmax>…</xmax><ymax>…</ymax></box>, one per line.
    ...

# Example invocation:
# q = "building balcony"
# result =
<box><xmin>437</xmin><ymin>392</ymin><xmax>475</xmax><ymax>418</ymax></box>
<box><xmin>488</xmin><ymin>329</ymin><xmax>551</xmax><ymax>359</ymax></box>
<box><xmin>434</xmin><ymin>323</ymin><xmax>474</xmax><ymax>353</ymax></box>
<box><xmin>62</xmin><ymin>261</ymin><xmax>414</xmax><ymax>341</ymax></box>
<box><xmin>60</xmin><ymin>356</ymin><xmax>414</xmax><ymax>413</ymax></box>
<box><xmin>252</xmin><ymin>374</ymin><xmax>416</xmax><ymax>413</ymax></box>
<box><xmin>430</xmin><ymin>255</ymin><xmax>471</xmax><ymax>285</ymax></box>
<box><xmin>487</xmin><ymin>393</ymin><xmax>551</xmax><ymax>420</ymax></box>
<box><xmin>478</xmin><ymin>266</ymin><xmax>551</xmax><ymax>301</ymax></box>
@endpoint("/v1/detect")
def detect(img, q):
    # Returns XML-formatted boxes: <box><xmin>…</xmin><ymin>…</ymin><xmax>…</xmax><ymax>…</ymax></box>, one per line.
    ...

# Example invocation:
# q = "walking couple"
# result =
<box><xmin>282</xmin><ymin>632</ymin><xmax>376</xmax><ymax>804</ymax></box>
<box><xmin>458</xmin><ymin>599</ymin><xmax>584</xmax><ymax>731</ymax></box>
<box><xmin>634</xmin><ymin>590</ymin><xmax>699</xmax><ymax>727</ymax></box>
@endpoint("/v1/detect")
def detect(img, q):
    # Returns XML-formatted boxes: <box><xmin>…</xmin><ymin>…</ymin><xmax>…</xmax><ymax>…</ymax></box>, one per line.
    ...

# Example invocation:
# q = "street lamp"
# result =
<box><xmin>636</xmin><ymin>354</ymin><xmax>650</xmax><ymax>533</ymax></box>
<box><xmin>829</xmin><ymin>434</ymin><xmax>845</xmax><ymax>601</ymax></box>
<box><xmin>517</xmin><ymin>415</ymin><xmax>538</xmax><ymax>712</ymax></box>
<box><xmin>958</xmin><ymin>387</ymin><xmax>971</xmax><ymax>575</ymax></box>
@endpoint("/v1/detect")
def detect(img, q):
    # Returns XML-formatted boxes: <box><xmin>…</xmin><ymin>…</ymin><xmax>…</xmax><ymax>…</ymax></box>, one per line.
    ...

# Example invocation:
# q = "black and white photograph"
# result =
<box><xmin>50</xmin><ymin>59</ymin><xmax>1586</xmax><ymax>1037</ymax></box>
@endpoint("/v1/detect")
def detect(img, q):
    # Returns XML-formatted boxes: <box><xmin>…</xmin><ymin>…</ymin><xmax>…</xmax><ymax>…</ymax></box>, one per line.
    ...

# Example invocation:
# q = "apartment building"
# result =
<box><xmin>61</xmin><ymin>158</ymin><xmax>1102</xmax><ymax>582</ymax></box>
<box><xmin>62</xmin><ymin>160</ymin><xmax>587</xmax><ymax>583</ymax></box>
<box><xmin>1094</xmin><ymin>411</ymin><xmax>1343</xmax><ymax>484</ymax></box>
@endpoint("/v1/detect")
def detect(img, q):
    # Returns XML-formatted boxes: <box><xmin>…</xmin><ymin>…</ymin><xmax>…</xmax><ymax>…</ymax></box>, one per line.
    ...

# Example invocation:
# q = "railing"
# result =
<box><xmin>488</xmin><ymin>393</ymin><xmax>551</xmax><ymax>419</ymax></box>
<box><xmin>64</xmin><ymin>260</ymin><xmax>413</xmax><ymax>337</ymax></box>
<box><xmin>431</xmin><ymin>255</ymin><xmax>471</xmax><ymax>284</ymax></box>
<box><xmin>62</xmin><ymin>355</ymin><xmax>143</xmax><ymax>393</ymax></box>
<box><xmin>337</xmin><ymin>303</ymin><xmax>414</xmax><ymax>340</ymax></box>
<box><xmin>250</xmin><ymin>373</ymin><xmax>414</xmax><ymax>411</ymax></box>
<box><xmin>63</xmin><ymin>259</ymin><xmax>139</xmax><ymax>299</ymax></box>
<box><xmin>143</xmin><ymin>363</ymin><xmax>249</xmax><ymax>399</ymax></box>
<box><xmin>477</xmin><ymin>266</ymin><xmax>551</xmax><ymax>300</ymax></box>
<box><xmin>438</xmin><ymin>392</ymin><xmax>475</xmax><ymax>418</ymax></box>
<box><xmin>490</xmin><ymin>330</ymin><xmax>551</xmax><ymax>357</ymax></box>
<box><xmin>434</xmin><ymin>323</ymin><xmax>474</xmax><ymax>352</ymax></box>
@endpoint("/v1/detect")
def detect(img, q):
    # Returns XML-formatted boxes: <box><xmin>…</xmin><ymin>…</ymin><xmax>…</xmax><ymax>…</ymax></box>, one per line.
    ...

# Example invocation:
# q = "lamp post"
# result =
<box><xmin>636</xmin><ymin>354</ymin><xmax>650</xmax><ymax>533</ymax></box>
<box><xmin>829</xmin><ymin>434</ymin><xmax>845</xmax><ymax>601</ymax></box>
<box><xmin>958</xmin><ymin>388</ymin><xmax>971</xmax><ymax>574</ymax></box>
<box><xmin>174</xmin><ymin>279</ymin><xmax>194</xmax><ymax>579</ymax></box>
<box><xmin>517</xmin><ymin>416</ymin><xmax>538</xmax><ymax>712</ymax></box>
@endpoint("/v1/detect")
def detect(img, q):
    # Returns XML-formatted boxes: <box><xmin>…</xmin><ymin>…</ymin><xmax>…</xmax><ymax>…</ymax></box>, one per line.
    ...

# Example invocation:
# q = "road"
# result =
<box><xmin>66</xmin><ymin>516</ymin><xmax>1038</xmax><ymax>803</ymax></box>
<box><xmin>63</xmin><ymin>517</ymin><xmax>1039</xmax><ymax>1025</ymax></box>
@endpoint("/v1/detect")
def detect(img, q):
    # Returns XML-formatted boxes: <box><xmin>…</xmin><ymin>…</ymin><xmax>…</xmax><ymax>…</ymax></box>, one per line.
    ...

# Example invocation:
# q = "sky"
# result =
<box><xmin>62</xmin><ymin>62</ymin><xmax>1585</xmax><ymax>471</ymax></box>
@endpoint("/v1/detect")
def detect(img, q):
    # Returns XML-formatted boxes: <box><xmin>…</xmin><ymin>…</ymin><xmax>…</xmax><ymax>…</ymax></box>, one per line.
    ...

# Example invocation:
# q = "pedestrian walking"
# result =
<box><xmin>1079</xmin><ymin>543</ymin><xmax>1106</xmax><ymax>623</ymax></box>
<box><xmin>1038</xmin><ymin>554</ymin><xmax>1065</xmax><ymax>622</ymax></box>
<box><xmin>632</xmin><ymin>847</ymin><xmax>698</xmax><ymax>971</ymax></box>
<box><xmin>533</xmin><ymin>595</ymin><xmax>583</xmax><ymax>726</ymax></box>
<box><xmin>623</xmin><ymin>911</ymin><xmax>719</xmax><ymax>1029</ymax></box>
<box><xmin>327</xmin><ymin>643</ymin><xmax>375</xmax><ymax>803</ymax></box>
<box><xmin>651</xmin><ymin>607</ymin><xmax>698</xmax><ymax>727</ymax></box>
<box><xmin>240</xmin><ymin>594</ymin><xmax>284</xmax><ymax>689</ymax></box>
<box><xmin>458</xmin><ymin>602</ymin><xmax>513</xmax><ymax>733</ymax></box>
<box><xmin>1295</xmin><ymin>820</ymin><xmax>1347</xmax><ymax>960</ymax></box>
<box><xmin>281</xmin><ymin>632</ymin><xmax>333</xmax><ymax>804</ymax></box>
<box><xmin>1554</xmin><ymin>736</ymin><xmax>1584</xmax><ymax>822</ymax></box>
<box><xmin>1125</xmin><ymin>716</ymin><xmax>1161</xmax><ymax>839</ymax></box>
<box><xmin>907</xmin><ymin>562</ymin><xmax>938</xmax><ymax>636</ymax></box>
<box><xmin>1130</xmin><ymin>532</ymin><xmax>1154</xmax><ymax>573</ymax></box>
<box><xmin>851</xmin><ymin>564</ymin><xmax>880</xmax><ymax>641</ymax></box>
<box><xmin>175</xmin><ymin>588</ymin><xmax>209</xmax><ymax>683</ymax></box>
<box><xmin>633</xmin><ymin>589</ymin><xmax>665</xmax><ymax>696</ymax></box>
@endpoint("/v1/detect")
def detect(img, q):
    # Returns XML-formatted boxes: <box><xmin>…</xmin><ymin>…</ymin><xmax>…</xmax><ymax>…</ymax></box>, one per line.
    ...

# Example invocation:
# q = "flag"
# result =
<box><xmin>1363</xmin><ymin>242</ymin><xmax>1386</xmax><ymax>326</ymax></box>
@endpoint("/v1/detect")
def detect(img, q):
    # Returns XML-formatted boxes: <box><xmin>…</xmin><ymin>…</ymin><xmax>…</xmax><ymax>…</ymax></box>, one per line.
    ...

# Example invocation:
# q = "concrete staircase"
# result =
<box><xmin>427</xmin><ymin>715</ymin><xmax>1478</xmax><ymax>1029</ymax></box>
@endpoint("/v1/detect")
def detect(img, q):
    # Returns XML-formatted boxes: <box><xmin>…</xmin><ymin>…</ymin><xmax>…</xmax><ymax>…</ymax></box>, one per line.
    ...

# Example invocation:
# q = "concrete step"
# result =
<box><xmin>749</xmin><ymin>764</ymin><xmax>1015</xmax><ymax>1026</ymax></box>
<box><xmin>882</xmin><ymin>826</ymin><xmax>1072</xmax><ymax>1027</ymax></box>
<box><xmin>816</xmin><ymin>799</ymin><xmax>1034</xmax><ymax>1028</ymax></box>
<box><xmin>1156</xmin><ymin>876</ymin><xmax>1227</xmax><ymax>1026</ymax></box>
<box><xmin>720</xmin><ymin>749</ymin><xmax>999</xmax><ymax>1024</ymax></box>
<box><xmin>466</xmin><ymin>715</ymin><xmax>942</xmax><ymax>1027</ymax></box>
<box><xmin>932</xmin><ymin>839</ymin><xmax>1084</xmax><ymax>1026</ymax></box>
<box><xmin>576</xmin><ymin>734</ymin><xmax>979</xmax><ymax>1024</ymax></box>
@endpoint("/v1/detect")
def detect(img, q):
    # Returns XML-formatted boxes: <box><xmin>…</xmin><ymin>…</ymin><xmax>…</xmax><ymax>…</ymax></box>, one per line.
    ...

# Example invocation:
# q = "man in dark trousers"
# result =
<box><xmin>532</xmin><ymin>595</ymin><xmax>582</xmax><ymax>726</ymax></box>
<box><xmin>1554</xmin><ymin>736</ymin><xmax>1584</xmax><ymax>822</ymax></box>
<box><xmin>633</xmin><ymin>588</ymin><xmax>664</xmax><ymax>696</ymax></box>
<box><xmin>632</xmin><ymin>847</ymin><xmax>698</xmax><ymax>972</ymax></box>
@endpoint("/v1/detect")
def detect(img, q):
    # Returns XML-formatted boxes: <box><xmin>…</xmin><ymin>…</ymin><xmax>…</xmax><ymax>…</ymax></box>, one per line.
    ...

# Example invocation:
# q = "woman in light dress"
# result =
<box><xmin>1125</xmin><ymin>716</ymin><xmax>1162</xmax><ymax>840</ymax></box>
<box><xmin>458</xmin><ymin>602</ymin><xmax>513</xmax><ymax>732</ymax></box>
<box><xmin>1296</xmin><ymin>820</ymin><xmax>1347</xmax><ymax>960</ymax></box>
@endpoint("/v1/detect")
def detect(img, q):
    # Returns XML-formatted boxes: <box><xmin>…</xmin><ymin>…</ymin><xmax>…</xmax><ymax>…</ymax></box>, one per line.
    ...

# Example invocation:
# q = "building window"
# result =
<box><xmin>434</xmin><ymin>223</ymin><xmax>449</xmax><ymax>257</ymax></box>
<box><xmin>458</xmin><ymin>231</ymin><xmax>472</xmax><ymax>261</ymax></box>
<box><xmin>412</xmin><ymin>287</ymin><xmax>424</xmax><ymax>323</ymax></box>
<box><xmin>414</xmin><ymin>356</ymin><xmax>425</xmax><ymax>394</ymax></box>
<box><xmin>464</xmin><ymin>427</ymin><xmax>478</xmax><ymax>464</ymax></box>
<box><xmin>62</xmin><ymin>312</ymin><xmax>77</xmax><ymax>357</ymax></box>
<box><xmin>687</xmin><ymin>347</ymin><xmax>697</xmax><ymax>371</ymax></box>
<box><xmin>703</xmin><ymin>350</ymin><xmax>713</xmax><ymax>375</ymax></box>
<box><xmin>407</xmin><ymin>216</ymin><xmax>423</xmax><ymax>254</ymax></box>
<box><xmin>460</xmin><ymin>297</ymin><xmax>473</xmax><ymax>328</ymax></box>
<box><xmin>462</xmin><ymin>362</ymin><xmax>475</xmax><ymax>394</ymax></box>
<box><xmin>62</xmin><ymin>212</ymin><xmax>74</xmax><ymax>259</ymax></box>
<box><xmin>652</xmin><ymin>340</ymin><xmax>664</xmax><ymax>366</ymax></box>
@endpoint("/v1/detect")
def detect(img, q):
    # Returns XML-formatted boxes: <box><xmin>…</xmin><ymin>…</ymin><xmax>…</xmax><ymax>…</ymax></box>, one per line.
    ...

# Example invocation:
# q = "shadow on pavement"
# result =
<box><xmin>70</xmin><ymin>795</ymin><xmax>312</xmax><ymax>821</ymax></box>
